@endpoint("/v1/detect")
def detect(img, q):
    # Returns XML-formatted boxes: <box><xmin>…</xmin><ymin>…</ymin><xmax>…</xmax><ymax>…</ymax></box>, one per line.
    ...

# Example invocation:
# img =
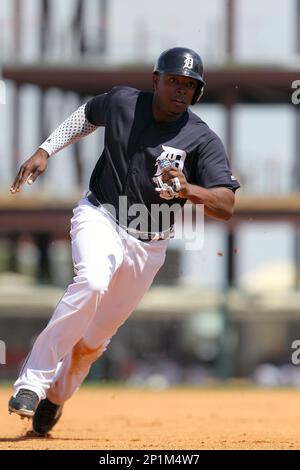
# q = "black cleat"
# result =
<box><xmin>8</xmin><ymin>389</ymin><xmax>39</xmax><ymax>418</ymax></box>
<box><xmin>33</xmin><ymin>398</ymin><xmax>63</xmax><ymax>436</ymax></box>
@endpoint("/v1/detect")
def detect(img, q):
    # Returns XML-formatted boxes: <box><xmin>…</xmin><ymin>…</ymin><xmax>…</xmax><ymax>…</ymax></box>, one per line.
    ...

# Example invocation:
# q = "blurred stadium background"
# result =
<box><xmin>1</xmin><ymin>0</ymin><xmax>300</xmax><ymax>388</ymax></box>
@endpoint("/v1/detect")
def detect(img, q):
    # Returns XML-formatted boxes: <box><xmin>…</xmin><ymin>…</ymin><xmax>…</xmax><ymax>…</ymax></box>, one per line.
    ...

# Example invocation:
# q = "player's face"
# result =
<box><xmin>152</xmin><ymin>73</ymin><xmax>197</xmax><ymax>121</ymax></box>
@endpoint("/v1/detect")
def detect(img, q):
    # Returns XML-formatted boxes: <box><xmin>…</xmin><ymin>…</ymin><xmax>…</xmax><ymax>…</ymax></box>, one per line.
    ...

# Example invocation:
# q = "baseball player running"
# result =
<box><xmin>8</xmin><ymin>47</ymin><xmax>240</xmax><ymax>436</ymax></box>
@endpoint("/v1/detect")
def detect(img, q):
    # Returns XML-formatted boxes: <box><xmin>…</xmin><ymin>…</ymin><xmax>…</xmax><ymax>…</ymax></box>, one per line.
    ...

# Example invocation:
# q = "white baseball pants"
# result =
<box><xmin>13</xmin><ymin>198</ymin><xmax>168</xmax><ymax>404</ymax></box>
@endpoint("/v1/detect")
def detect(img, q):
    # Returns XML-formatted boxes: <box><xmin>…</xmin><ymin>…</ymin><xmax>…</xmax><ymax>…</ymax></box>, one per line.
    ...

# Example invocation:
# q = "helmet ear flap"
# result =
<box><xmin>198</xmin><ymin>85</ymin><xmax>204</xmax><ymax>101</ymax></box>
<box><xmin>192</xmin><ymin>83</ymin><xmax>204</xmax><ymax>105</ymax></box>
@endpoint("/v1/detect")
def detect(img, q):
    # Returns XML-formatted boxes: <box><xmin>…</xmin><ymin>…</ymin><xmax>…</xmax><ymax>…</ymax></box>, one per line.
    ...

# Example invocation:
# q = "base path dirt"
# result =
<box><xmin>1</xmin><ymin>387</ymin><xmax>300</xmax><ymax>450</ymax></box>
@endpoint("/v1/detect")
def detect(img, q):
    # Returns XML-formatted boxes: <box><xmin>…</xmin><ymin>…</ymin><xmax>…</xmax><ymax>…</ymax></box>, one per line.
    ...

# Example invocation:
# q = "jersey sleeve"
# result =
<box><xmin>194</xmin><ymin>132</ymin><xmax>240</xmax><ymax>192</ymax></box>
<box><xmin>85</xmin><ymin>92</ymin><xmax>110</xmax><ymax>126</ymax></box>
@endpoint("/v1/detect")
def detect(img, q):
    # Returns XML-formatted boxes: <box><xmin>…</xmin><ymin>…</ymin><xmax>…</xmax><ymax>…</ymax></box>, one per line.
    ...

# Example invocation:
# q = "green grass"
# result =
<box><xmin>2</xmin><ymin>379</ymin><xmax>299</xmax><ymax>392</ymax></box>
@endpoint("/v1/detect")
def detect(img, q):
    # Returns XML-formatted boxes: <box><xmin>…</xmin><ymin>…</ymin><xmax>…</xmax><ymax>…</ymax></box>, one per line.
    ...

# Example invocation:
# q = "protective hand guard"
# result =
<box><xmin>152</xmin><ymin>159</ymin><xmax>180</xmax><ymax>200</ymax></box>
<box><xmin>154</xmin><ymin>177</ymin><xmax>180</xmax><ymax>200</ymax></box>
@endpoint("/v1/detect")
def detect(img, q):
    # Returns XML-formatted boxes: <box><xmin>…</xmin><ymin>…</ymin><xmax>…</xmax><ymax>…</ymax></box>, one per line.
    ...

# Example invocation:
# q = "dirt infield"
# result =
<box><xmin>1</xmin><ymin>386</ymin><xmax>300</xmax><ymax>450</ymax></box>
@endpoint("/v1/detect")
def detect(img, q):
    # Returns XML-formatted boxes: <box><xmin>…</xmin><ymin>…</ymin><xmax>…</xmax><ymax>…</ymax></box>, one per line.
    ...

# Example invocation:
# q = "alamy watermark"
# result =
<box><xmin>0</xmin><ymin>80</ymin><xmax>6</xmax><ymax>105</ymax></box>
<box><xmin>94</xmin><ymin>197</ymin><xmax>205</xmax><ymax>251</ymax></box>
<box><xmin>291</xmin><ymin>339</ymin><xmax>300</xmax><ymax>365</ymax></box>
<box><xmin>291</xmin><ymin>80</ymin><xmax>300</xmax><ymax>105</ymax></box>
<box><xmin>0</xmin><ymin>340</ymin><xmax>6</xmax><ymax>365</ymax></box>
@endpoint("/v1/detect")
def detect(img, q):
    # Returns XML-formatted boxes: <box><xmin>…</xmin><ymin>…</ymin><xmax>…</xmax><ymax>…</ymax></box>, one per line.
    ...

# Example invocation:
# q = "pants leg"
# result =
<box><xmin>13</xmin><ymin>199</ymin><xmax>124</xmax><ymax>400</ymax></box>
<box><xmin>46</xmin><ymin>234</ymin><xmax>168</xmax><ymax>404</ymax></box>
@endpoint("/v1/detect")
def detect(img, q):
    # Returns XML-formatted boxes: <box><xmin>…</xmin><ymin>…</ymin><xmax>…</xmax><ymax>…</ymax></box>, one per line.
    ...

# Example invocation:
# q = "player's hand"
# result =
<box><xmin>161</xmin><ymin>167</ymin><xmax>191</xmax><ymax>198</ymax></box>
<box><xmin>10</xmin><ymin>148</ymin><xmax>49</xmax><ymax>193</ymax></box>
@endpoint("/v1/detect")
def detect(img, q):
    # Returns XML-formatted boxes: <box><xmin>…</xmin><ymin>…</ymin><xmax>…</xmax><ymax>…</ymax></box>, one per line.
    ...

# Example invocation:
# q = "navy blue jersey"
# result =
<box><xmin>85</xmin><ymin>86</ymin><xmax>240</xmax><ymax>231</ymax></box>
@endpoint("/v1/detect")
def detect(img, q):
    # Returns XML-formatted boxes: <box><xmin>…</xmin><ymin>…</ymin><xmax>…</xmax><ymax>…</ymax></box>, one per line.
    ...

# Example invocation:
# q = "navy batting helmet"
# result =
<box><xmin>153</xmin><ymin>47</ymin><xmax>205</xmax><ymax>105</ymax></box>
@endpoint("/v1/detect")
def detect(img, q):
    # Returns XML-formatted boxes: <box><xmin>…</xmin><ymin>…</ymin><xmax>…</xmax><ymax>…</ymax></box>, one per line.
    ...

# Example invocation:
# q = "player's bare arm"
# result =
<box><xmin>10</xmin><ymin>148</ymin><xmax>49</xmax><ymax>193</ymax></box>
<box><xmin>187</xmin><ymin>186</ymin><xmax>235</xmax><ymax>221</ymax></box>
<box><xmin>162</xmin><ymin>167</ymin><xmax>235</xmax><ymax>221</ymax></box>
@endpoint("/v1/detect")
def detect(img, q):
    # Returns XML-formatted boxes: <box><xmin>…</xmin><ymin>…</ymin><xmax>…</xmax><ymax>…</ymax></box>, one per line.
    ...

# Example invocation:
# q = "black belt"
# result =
<box><xmin>87</xmin><ymin>192</ymin><xmax>171</xmax><ymax>242</ymax></box>
<box><xmin>87</xmin><ymin>192</ymin><xmax>101</xmax><ymax>207</ymax></box>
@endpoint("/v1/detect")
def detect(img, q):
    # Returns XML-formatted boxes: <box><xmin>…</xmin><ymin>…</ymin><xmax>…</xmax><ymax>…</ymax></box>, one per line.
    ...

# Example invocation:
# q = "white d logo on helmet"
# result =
<box><xmin>183</xmin><ymin>57</ymin><xmax>193</xmax><ymax>69</ymax></box>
